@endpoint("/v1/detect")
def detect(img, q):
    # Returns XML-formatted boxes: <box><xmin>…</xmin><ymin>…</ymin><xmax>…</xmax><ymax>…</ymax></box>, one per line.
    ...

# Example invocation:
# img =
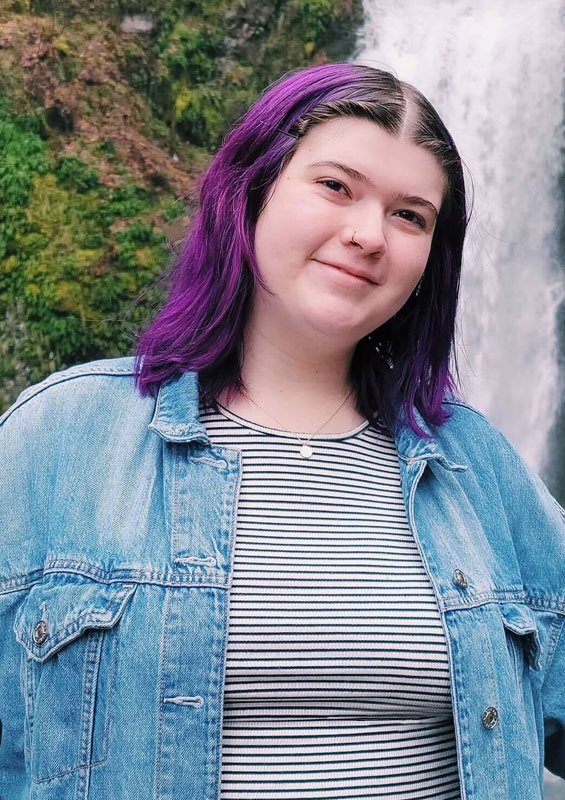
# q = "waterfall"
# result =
<box><xmin>353</xmin><ymin>0</ymin><xmax>565</xmax><ymax>473</ymax></box>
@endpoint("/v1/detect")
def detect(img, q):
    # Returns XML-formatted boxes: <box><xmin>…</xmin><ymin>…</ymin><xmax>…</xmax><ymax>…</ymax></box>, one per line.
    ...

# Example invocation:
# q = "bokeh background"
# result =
<box><xmin>0</xmin><ymin>0</ymin><xmax>563</xmax><ymax>795</ymax></box>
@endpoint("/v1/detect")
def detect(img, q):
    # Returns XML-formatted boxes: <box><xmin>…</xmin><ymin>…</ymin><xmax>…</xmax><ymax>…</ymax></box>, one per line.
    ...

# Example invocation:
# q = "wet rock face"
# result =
<box><xmin>120</xmin><ymin>15</ymin><xmax>154</xmax><ymax>34</ymax></box>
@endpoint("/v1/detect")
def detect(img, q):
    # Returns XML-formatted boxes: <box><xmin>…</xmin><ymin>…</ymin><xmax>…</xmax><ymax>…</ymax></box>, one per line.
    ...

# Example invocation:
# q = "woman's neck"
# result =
<box><xmin>217</xmin><ymin>326</ymin><xmax>366</xmax><ymax>434</ymax></box>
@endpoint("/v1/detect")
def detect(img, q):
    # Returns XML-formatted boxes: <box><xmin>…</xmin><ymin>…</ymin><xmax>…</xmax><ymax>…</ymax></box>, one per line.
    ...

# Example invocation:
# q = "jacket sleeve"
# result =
<box><xmin>0</xmin><ymin>388</ymin><xmax>53</xmax><ymax>797</ymax></box>
<box><xmin>482</xmin><ymin>424</ymin><xmax>565</xmax><ymax>778</ymax></box>
<box><xmin>515</xmin><ymin>462</ymin><xmax>565</xmax><ymax>780</ymax></box>
<box><xmin>488</xmin><ymin>424</ymin><xmax>565</xmax><ymax>780</ymax></box>
<box><xmin>543</xmin><ymin>612</ymin><xmax>565</xmax><ymax>779</ymax></box>
<box><xmin>515</xmin><ymin>460</ymin><xmax>565</xmax><ymax>780</ymax></box>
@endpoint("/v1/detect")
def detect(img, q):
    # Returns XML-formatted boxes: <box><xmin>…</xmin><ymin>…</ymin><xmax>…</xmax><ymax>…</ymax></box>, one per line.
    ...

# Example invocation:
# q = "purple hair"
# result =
<box><xmin>134</xmin><ymin>62</ymin><xmax>468</xmax><ymax>438</ymax></box>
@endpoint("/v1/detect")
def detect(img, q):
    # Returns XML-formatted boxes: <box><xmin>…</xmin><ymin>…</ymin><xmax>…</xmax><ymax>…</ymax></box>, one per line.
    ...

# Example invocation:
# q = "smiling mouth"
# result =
<box><xmin>315</xmin><ymin>260</ymin><xmax>375</xmax><ymax>285</ymax></box>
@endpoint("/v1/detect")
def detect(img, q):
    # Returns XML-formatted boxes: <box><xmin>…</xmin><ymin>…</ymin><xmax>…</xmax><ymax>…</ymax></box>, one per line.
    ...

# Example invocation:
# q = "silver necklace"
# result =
<box><xmin>242</xmin><ymin>390</ymin><xmax>354</xmax><ymax>459</ymax></box>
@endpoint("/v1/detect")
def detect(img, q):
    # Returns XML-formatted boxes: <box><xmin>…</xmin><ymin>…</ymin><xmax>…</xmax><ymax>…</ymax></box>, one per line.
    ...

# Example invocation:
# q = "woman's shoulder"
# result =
<box><xmin>0</xmin><ymin>356</ymin><xmax>141</xmax><ymax>430</ymax></box>
<box><xmin>439</xmin><ymin>396</ymin><xmax>526</xmax><ymax>462</ymax></box>
<box><xmin>442</xmin><ymin>396</ymin><xmax>499</xmax><ymax>429</ymax></box>
<box><xmin>439</xmin><ymin>397</ymin><xmax>565</xmax><ymax>524</ymax></box>
<box><xmin>0</xmin><ymin>357</ymin><xmax>159</xmax><ymax>461</ymax></box>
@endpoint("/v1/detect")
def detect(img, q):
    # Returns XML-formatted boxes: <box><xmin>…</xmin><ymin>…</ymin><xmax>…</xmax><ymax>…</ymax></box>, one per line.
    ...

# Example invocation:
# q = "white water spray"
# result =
<box><xmin>354</xmin><ymin>0</ymin><xmax>565</xmax><ymax>471</ymax></box>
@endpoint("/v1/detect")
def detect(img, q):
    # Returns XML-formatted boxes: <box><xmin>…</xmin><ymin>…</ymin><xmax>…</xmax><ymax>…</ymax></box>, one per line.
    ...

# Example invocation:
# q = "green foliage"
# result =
<box><xmin>115</xmin><ymin>220</ymin><xmax>165</xmax><ymax>270</ymax></box>
<box><xmin>0</xmin><ymin>108</ymin><xmax>48</xmax><ymax>204</ymax></box>
<box><xmin>0</xmin><ymin>0</ymin><xmax>363</xmax><ymax>410</ymax></box>
<box><xmin>94</xmin><ymin>139</ymin><xmax>117</xmax><ymax>158</ymax></box>
<box><xmin>97</xmin><ymin>183</ymin><xmax>154</xmax><ymax>226</ymax></box>
<box><xmin>0</xmin><ymin>94</ymin><xmax>170</xmax><ymax>411</ymax></box>
<box><xmin>0</xmin><ymin>100</ymin><xmax>49</xmax><ymax>266</ymax></box>
<box><xmin>161</xmin><ymin>197</ymin><xmax>185</xmax><ymax>222</ymax></box>
<box><xmin>173</xmin><ymin>83</ymin><xmax>226</xmax><ymax>148</ymax></box>
<box><xmin>55</xmin><ymin>156</ymin><xmax>100</xmax><ymax>192</ymax></box>
<box><xmin>293</xmin><ymin>0</ymin><xmax>334</xmax><ymax>42</ymax></box>
<box><xmin>113</xmin><ymin>0</ymin><xmax>362</xmax><ymax>151</ymax></box>
<box><xmin>159</xmin><ymin>22</ymin><xmax>224</xmax><ymax>83</ymax></box>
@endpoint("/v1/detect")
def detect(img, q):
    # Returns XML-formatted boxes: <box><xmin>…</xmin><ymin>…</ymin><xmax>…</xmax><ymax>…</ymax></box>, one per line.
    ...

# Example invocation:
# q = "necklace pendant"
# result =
<box><xmin>299</xmin><ymin>443</ymin><xmax>313</xmax><ymax>459</ymax></box>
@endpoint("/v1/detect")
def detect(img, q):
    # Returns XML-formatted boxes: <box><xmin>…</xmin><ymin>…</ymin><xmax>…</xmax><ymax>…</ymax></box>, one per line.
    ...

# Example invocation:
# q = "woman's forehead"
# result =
<box><xmin>290</xmin><ymin>117</ymin><xmax>446</xmax><ymax>202</ymax></box>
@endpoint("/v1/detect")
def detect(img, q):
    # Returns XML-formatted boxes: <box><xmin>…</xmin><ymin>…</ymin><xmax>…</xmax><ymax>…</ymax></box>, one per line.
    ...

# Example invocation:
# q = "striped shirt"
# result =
<box><xmin>199</xmin><ymin>402</ymin><xmax>462</xmax><ymax>800</ymax></box>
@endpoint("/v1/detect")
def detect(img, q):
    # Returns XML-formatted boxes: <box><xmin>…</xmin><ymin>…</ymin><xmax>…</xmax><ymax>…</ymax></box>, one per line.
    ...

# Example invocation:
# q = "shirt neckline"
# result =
<box><xmin>212</xmin><ymin>402</ymin><xmax>371</xmax><ymax>440</ymax></box>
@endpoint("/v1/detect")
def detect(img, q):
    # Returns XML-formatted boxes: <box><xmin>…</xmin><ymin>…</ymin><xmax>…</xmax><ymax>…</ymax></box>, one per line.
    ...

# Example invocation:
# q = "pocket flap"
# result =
<box><xmin>499</xmin><ymin>601</ymin><xmax>542</xmax><ymax>670</ymax></box>
<box><xmin>14</xmin><ymin>574</ymin><xmax>136</xmax><ymax>663</ymax></box>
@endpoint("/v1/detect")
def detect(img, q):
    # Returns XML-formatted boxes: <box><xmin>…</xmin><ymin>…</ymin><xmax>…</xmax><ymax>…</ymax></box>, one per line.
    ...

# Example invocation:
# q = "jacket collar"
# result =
<box><xmin>149</xmin><ymin>371</ymin><xmax>210</xmax><ymax>445</ymax></box>
<box><xmin>149</xmin><ymin>371</ymin><xmax>467</xmax><ymax>471</ymax></box>
<box><xmin>394</xmin><ymin>404</ymin><xmax>468</xmax><ymax>471</ymax></box>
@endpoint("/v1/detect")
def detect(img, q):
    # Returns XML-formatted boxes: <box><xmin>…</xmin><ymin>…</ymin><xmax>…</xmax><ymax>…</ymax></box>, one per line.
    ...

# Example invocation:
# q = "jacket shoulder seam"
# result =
<box><xmin>442</xmin><ymin>399</ymin><xmax>490</xmax><ymax>422</ymax></box>
<box><xmin>0</xmin><ymin>359</ymin><xmax>137</xmax><ymax>428</ymax></box>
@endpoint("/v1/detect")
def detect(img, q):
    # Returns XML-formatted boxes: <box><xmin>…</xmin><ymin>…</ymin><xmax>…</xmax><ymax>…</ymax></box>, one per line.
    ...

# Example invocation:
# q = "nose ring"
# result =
<box><xmin>351</xmin><ymin>230</ymin><xmax>358</xmax><ymax>245</ymax></box>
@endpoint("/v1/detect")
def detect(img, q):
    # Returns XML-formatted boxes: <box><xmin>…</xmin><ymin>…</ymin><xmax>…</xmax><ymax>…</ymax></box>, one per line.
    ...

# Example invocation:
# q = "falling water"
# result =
<box><xmin>353</xmin><ymin>0</ymin><xmax>565</xmax><ymax>473</ymax></box>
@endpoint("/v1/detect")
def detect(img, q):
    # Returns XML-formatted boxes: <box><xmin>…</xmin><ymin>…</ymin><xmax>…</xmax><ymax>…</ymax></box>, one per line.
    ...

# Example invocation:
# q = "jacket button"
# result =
<box><xmin>453</xmin><ymin>569</ymin><xmax>468</xmax><ymax>588</ymax></box>
<box><xmin>33</xmin><ymin>620</ymin><xmax>48</xmax><ymax>644</ymax></box>
<box><xmin>481</xmin><ymin>706</ymin><xmax>499</xmax><ymax>729</ymax></box>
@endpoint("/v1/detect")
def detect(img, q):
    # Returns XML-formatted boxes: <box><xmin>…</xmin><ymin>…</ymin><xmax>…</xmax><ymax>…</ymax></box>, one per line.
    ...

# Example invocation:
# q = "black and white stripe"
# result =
<box><xmin>200</xmin><ymin>403</ymin><xmax>461</xmax><ymax>799</ymax></box>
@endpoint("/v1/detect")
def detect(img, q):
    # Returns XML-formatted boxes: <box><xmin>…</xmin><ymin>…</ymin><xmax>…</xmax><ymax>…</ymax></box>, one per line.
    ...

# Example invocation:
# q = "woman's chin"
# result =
<box><xmin>298</xmin><ymin>308</ymin><xmax>372</xmax><ymax>343</ymax></box>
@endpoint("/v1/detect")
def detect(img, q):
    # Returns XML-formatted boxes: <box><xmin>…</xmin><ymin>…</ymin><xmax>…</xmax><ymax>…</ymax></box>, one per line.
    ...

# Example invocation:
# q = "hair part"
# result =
<box><xmin>134</xmin><ymin>62</ymin><xmax>469</xmax><ymax>439</ymax></box>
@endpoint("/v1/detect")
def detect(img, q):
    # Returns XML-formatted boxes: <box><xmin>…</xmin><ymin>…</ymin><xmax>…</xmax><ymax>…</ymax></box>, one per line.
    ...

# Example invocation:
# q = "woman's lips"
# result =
<box><xmin>314</xmin><ymin>259</ymin><xmax>375</xmax><ymax>286</ymax></box>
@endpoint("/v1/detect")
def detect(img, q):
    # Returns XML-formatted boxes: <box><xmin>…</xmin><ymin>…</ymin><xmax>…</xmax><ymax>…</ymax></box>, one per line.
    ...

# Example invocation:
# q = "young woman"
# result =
<box><xmin>1</xmin><ymin>62</ymin><xmax>563</xmax><ymax>800</ymax></box>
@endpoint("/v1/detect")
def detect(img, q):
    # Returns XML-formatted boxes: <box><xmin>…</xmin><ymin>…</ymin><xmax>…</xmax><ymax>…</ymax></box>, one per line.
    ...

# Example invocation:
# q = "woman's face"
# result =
<box><xmin>252</xmin><ymin>116</ymin><xmax>446</xmax><ymax>348</ymax></box>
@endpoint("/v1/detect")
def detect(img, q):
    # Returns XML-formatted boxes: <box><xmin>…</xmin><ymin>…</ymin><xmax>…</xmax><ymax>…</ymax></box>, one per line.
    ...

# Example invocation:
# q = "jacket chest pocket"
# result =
<box><xmin>498</xmin><ymin>601</ymin><xmax>542</xmax><ymax>685</ymax></box>
<box><xmin>13</xmin><ymin>574</ymin><xmax>136</xmax><ymax>783</ymax></box>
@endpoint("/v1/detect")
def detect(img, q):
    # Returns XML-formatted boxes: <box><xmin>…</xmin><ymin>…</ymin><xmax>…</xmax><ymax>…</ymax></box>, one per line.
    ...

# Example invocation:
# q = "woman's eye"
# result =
<box><xmin>396</xmin><ymin>209</ymin><xmax>426</xmax><ymax>228</ymax></box>
<box><xmin>319</xmin><ymin>179</ymin><xmax>348</xmax><ymax>195</ymax></box>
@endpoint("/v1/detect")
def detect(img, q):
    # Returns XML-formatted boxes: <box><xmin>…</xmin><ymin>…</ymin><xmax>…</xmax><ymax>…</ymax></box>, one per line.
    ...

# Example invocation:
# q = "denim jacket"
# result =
<box><xmin>0</xmin><ymin>356</ymin><xmax>564</xmax><ymax>800</ymax></box>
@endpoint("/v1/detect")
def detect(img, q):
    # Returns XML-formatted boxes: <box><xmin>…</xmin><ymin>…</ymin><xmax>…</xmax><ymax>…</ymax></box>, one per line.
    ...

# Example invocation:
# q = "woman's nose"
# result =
<box><xmin>341</xmin><ymin>214</ymin><xmax>387</xmax><ymax>255</ymax></box>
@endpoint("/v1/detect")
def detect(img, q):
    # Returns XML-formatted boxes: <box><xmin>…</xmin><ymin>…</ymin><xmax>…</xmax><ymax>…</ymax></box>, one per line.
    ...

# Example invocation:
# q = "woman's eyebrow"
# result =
<box><xmin>306</xmin><ymin>160</ymin><xmax>439</xmax><ymax>217</ymax></box>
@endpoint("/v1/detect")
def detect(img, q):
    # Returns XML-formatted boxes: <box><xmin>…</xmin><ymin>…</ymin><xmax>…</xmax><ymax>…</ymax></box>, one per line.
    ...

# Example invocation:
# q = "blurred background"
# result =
<box><xmin>0</xmin><ymin>0</ymin><xmax>563</xmax><ymax>795</ymax></box>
